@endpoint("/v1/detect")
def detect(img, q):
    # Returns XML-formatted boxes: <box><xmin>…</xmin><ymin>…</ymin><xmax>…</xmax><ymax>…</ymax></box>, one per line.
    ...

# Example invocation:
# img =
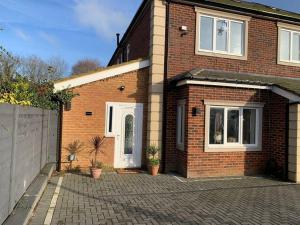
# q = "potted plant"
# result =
<box><xmin>90</xmin><ymin>136</ymin><xmax>105</xmax><ymax>179</ymax></box>
<box><xmin>65</xmin><ymin>140</ymin><xmax>84</xmax><ymax>170</ymax></box>
<box><xmin>146</xmin><ymin>145</ymin><xmax>160</xmax><ymax>176</ymax></box>
<box><xmin>65</xmin><ymin>140</ymin><xmax>84</xmax><ymax>161</ymax></box>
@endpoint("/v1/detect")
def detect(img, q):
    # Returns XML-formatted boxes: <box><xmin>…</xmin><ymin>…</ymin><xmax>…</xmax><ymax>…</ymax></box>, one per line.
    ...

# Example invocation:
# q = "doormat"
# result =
<box><xmin>117</xmin><ymin>169</ymin><xmax>145</xmax><ymax>174</ymax></box>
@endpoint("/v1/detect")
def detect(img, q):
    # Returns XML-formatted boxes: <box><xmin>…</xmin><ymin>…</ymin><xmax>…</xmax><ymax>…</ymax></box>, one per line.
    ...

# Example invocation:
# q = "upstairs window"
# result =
<box><xmin>279</xmin><ymin>28</ymin><xmax>300</xmax><ymax>63</ymax></box>
<box><xmin>196</xmin><ymin>8</ymin><xmax>250</xmax><ymax>60</ymax></box>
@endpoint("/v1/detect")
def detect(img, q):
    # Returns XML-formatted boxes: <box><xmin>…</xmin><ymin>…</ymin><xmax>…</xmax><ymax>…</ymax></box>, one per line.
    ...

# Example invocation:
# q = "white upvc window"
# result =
<box><xmin>205</xmin><ymin>101</ymin><xmax>263</xmax><ymax>152</ymax></box>
<box><xmin>199</xmin><ymin>15</ymin><xmax>245</xmax><ymax>55</ymax></box>
<box><xmin>176</xmin><ymin>100</ymin><xmax>185</xmax><ymax>150</ymax></box>
<box><xmin>195</xmin><ymin>8</ymin><xmax>250</xmax><ymax>60</ymax></box>
<box><xmin>279</xmin><ymin>28</ymin><xmax>300</xmax><ymax>64</ymax></box>
<box><xmin>105</xmin><ymin>103</ymin><xmax>115</xmax><ymax>137</ymax></box>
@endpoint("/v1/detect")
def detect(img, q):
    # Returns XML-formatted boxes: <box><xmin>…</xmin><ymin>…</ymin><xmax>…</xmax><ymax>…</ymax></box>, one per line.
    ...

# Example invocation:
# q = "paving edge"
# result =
<box><xmin>3</xmin><ymin>163</ymin><xmax>55</xmax><ymax>225</ymax></box>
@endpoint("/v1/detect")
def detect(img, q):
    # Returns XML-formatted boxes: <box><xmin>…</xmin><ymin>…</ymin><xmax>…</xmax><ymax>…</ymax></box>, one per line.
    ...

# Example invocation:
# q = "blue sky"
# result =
<box><xmin>0</xmin><ymin>0</ymin><xmax>299</xmax><ymax>74</ymax></box>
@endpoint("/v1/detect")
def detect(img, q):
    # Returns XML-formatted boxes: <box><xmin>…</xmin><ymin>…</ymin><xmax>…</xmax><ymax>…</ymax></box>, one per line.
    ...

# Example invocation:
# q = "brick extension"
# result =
<box><xmin>60</xmin><ymin>68</ymin><xmax>149</xmax><ymax>171</ymax></box>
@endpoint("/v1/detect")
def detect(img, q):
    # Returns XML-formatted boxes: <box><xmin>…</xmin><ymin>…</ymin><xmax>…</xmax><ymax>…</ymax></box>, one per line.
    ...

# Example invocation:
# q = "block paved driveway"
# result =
<box><xmin>29</xmin><ymin>173</ymin><xmax>300</xmax><ymax>225</ymax></box>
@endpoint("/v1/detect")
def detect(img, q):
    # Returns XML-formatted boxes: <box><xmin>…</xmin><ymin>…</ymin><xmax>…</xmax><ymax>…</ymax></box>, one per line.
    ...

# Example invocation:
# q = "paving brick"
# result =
<box><xmin>29</xmin><ymin>173</ymin><xmax>300</xmax><ymax>225</ymax></box>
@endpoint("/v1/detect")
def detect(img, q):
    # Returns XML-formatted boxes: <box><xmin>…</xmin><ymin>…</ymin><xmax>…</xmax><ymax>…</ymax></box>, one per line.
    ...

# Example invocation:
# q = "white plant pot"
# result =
<box><xmin>68</xmin><ymin>154</ymin><xmax>76</xmax><ymax>161</ymax></box>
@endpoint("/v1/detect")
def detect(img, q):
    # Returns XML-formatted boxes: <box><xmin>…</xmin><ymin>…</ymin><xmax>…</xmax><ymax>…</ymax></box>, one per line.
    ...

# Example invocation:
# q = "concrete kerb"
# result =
<box><xmin>3</xmin><ymin>163</ymin><xmax>55</xmax><ymax>225</ymax></box>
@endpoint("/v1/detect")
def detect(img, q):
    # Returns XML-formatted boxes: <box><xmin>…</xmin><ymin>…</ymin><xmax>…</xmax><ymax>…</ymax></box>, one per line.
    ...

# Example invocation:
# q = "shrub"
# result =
<box><xmin>0</xmin><ymin>75</ymin><xmax>77</xmax><ymax>110</ymax></box>
<box><xmin>146</xmin><ymin>145</ymin><xmax>160</xmax><ymax>166</ymax></box>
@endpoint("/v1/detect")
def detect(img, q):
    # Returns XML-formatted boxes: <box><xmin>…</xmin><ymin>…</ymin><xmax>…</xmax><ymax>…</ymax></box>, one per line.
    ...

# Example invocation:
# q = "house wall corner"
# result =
<box><xmin>147</xmin><ymin>0</ymin><xmax>166</xmax><ymax>150</ymax></box>
<box><xmin>288</xmin><ymin>104</ymin><xmax>300</xmax><ymax>182</ymax></box>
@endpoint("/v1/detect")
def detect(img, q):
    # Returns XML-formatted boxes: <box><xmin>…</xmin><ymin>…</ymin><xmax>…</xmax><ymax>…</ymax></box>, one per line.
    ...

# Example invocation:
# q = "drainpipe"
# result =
<box><xmin>285</xmin><ymin>102</ymin><xmax>290</xmax><ymax>180</ymax></box>
<box><xmin>57</xmin><ymin>102</ymin><xmax>63</xmax><ymax>172</ymax></box>
<box><xmin>162</xmin><ymin>0</ymin><xmax>170</xmax><ymax>173</ymax></box>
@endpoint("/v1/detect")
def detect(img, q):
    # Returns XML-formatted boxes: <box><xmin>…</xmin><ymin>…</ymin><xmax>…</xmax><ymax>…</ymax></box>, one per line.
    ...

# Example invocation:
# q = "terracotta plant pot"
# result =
<box><xmin>90</xmin><ymin>168</ymin><xmax>102</xmax><ymax>179</ymax></box>
<box><xmin>149</xmin><ymin>165</ymin><xmax>159</xmax><ymax>176</ymax></box>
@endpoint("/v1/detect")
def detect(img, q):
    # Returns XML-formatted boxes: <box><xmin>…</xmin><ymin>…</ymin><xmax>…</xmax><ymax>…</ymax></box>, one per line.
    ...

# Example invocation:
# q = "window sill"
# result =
<box><xmin>278</xmin><ymin>60</ymin><xmax>300</xmax><ymax>68</ymax></box>
<box><xmin>195</xmin><ymin>50</ymin><xmax>247</xmax><ymax>61</ymax></box>
<box><xmin>204</xmin><ymin>146</ymin><xmax>262</xmax><ymax>153</ymax></box>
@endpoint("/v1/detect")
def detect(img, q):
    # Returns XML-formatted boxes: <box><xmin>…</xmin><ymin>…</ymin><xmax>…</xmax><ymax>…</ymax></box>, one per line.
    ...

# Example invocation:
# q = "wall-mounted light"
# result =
<box><xmin>118</xmin><ymin>85</ymin><xmax>125</xmax><ymax>91</ymax></box>
<box><xmin>192</xmin><ymin>107</ymin><xmax>201</xmax><ymax>116</ymax></box>
<box><xmin>179</xmin><ymin>25</ymin><xmax>188</xmax><ymax>36</ymax></box>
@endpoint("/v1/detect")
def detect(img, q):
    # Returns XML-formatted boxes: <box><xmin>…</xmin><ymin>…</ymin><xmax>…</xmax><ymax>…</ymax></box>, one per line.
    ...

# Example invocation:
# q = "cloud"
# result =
<box><xmin>39</xmin><ymin>31</ymin><xmax>59</xmax><ymax>47</ymax></box>
<box><xmin>73</xmin><ymin>0</ymin><xmax>129</xmax><ymax>39</ymax></box>
<box><xmin>14</xmin><ymin>27</ymin><xmax>30</xmax><ymax>41</ymax></box>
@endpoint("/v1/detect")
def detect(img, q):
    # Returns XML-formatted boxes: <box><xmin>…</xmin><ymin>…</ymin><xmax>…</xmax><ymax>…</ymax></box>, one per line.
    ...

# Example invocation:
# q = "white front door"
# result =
<box><xmin>114</xmin><ymin>103</ymin><xmax>143</xmax><ymax>168</ymax></box>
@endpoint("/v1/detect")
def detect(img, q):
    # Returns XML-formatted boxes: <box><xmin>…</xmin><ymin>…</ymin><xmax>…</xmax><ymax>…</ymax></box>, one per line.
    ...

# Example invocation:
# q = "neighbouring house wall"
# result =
<box><xmin>165</xmin><ymin>86</ymin><xmax>288</xmax><ymax>178</ymax></box>
<box><xmin>61</xmin><ymin>68</ymin><xmax>149</xmax><ymax>171</ymax></box>
<box><xmin>111</xmin><ymin>3</ymin><xmax>151</xmax><ymax>65</ymax></box>
<box><xmin>167</xmin><ymin>2</ymin><xmax>300</xmax><ymax>78</ymax></box>
<box><xmin>0</xmin><ymin>104</ymin><xmax>58</xmax><ymax>225</ymax></box>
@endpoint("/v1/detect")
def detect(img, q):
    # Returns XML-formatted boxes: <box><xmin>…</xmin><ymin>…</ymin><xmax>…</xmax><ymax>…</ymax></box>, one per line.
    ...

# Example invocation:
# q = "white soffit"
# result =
<box><xmin>54</xmin><ymin>59</ymin><xmax>150</xmax><ymax>91</ymax></box>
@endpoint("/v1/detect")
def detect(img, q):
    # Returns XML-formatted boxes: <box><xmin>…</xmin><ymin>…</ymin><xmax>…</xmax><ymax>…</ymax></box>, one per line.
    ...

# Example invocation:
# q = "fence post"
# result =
<box><xmin>46</xmin><ymin>110</ymin><xmax>50</xmax><ymax>163</ymax></box>
<box><xmin>40</xmin><ymin>109</ymin><xmax>44</xmax><ymax>170</ymax></box>
<box><xmin>8</xmin><ymin>105</ymin><xmax>19</xmax><ymax>213</ymax></box>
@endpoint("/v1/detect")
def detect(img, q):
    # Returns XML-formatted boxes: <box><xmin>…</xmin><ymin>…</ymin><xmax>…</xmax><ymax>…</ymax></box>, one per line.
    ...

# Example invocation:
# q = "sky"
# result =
<box><xmin>0</xmin><ymin>0</ymin><xmax>299</xmax><ymax>75</ymax></box>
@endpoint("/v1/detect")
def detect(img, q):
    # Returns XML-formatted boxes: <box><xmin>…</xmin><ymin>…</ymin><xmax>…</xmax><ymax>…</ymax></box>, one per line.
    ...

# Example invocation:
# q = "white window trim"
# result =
<box><xmin>195</xmin><ymin>7</ymin><xmax>250</xmax><ymax>60</ymax></box>
<box><xmin>204</xmin><ymin>101</ymin><xmax>263</xmax><ymax>152</ymax></box>
<box><xmin>278</xmin><ymin>22</ymin><xmax>300</xmax><ymax>67</ymax></box>
<box><xmin>105</xmin><ymin>103</ymin><xmax>115</xmax><ymax>137</ymax></box>
<box><xmin>105</xmin><ymin>102</ymin><xmax>143</xmax><ymax>137</ymax></box>
<box><xmin>176</xmin><ymin>99</ymin><xmax>186</xmax><ymax>150</ymax></box>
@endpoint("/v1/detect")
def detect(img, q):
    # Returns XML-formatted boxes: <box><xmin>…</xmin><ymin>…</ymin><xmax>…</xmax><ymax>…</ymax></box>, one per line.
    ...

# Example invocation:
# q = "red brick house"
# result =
<box><xmin>55</xmin><ymin>0</ymin><xmax>300</xmax><ymax>181</ymax></box>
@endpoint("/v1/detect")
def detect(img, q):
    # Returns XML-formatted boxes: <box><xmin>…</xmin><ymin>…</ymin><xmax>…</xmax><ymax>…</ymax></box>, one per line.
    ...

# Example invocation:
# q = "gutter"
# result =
<box><xmin>162</xmin><ymin>0</ymin><xmax>171</xmax><ymax>173</ymax></box>
<box><xmin>170</xmin><ymin>0</ymin><xmax>300</xmax><ymax>26</ymax></box>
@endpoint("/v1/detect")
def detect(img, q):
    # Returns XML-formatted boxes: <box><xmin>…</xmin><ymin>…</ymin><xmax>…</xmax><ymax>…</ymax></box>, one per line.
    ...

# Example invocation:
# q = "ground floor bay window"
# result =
<box><xmin>204</xmin><ymin>101</ymin><xmax>263</xmax><ymax>152</ymax></box>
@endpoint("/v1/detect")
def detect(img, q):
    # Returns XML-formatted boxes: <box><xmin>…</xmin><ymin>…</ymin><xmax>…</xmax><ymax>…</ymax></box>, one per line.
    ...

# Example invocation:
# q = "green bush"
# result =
<box><xmin>0</xmin><ymin>75</ymin><xmax>77</xmax><ymax>110</ymax></box>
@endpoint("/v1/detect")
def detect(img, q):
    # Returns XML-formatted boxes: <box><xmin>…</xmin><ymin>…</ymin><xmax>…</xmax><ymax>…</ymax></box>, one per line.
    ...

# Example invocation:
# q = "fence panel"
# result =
<box><xmin>0</xmin><ymin>104</ymin><xmax>58</xmax><ymax>224</ymax></box>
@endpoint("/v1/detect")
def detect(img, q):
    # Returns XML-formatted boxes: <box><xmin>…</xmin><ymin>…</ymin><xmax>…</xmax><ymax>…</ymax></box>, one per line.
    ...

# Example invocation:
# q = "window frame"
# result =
<box><xmin>278</xmin><ymin>22</ymin><xmax>300</xmax><ymax>67</ymax></box>
<box><xmin>105</xmin><ymin>103</ymin><xmax>115</xmax><ymax>137</ymax></box>
<box><xmin>176</xmin><ymin>99</ymin><xmax>186</xmax><ymax>150</ymax></box>
<box><xmin>195</xmin><ymin>7</ymin><xmax>250</xmax><ymax>60</ymax></box>
<box><xmin>204</xmin><ymin>100</ymin><xmax>263</xmax><ymax>152</ymax></box>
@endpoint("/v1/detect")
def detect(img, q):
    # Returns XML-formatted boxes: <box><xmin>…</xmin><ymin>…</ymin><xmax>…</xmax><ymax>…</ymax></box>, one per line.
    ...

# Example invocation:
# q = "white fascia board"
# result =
<box><xmin>272</xmin><ymin>86</ymin><xmax>300</xmax><ymax>103</ymax></box>
<box><xmin>176</xmin><ymin>80</ymin><xmax>271</xmax><ymax>90</ymax></box>
<box><xmin>177</xmin><ymin>80</ymin><xmax>300</xmax><ymax>102</ymax></box>
<box><xmin>54</xmin><ymin>59</ymin><xmax>150</xmax><ymax>91</ymax></box>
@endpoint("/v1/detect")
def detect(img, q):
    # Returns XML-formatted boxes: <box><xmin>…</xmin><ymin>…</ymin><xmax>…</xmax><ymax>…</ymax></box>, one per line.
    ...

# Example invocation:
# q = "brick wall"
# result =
<box><xmin>61</xmin><ymin>68</ymin><xmax>149</xmax><ymax>171</ymax></box>
<box><xmin>167</xmin><ymin>2</ymin><xmax>300</xmax><ymax>78</ymax></box>
<box><xmin>165</xmin><ymin>85</ymin><xmax>288</xmax><ymax>178</ymax></box>
<box><xmin>111</xmin><ymin>3</ymin><xmax>151</xmax><ymax>65</ymax></box>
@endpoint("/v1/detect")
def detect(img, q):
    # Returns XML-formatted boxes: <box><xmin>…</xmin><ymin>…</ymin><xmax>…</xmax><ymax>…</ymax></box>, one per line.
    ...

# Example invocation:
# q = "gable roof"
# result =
<box><xmin>54</xmin><ymin>59</ymin><xmax>150</xmax><ymax>91</ymax></box>
<box><xmin>107</xmin><ymin>0</ymin><xmax>151</xmax><ymax>66</ymax></box>
<box><xmin>171</xmin><ymin>68</ymin><xmax>300</xmax><ymax>102</ymax></box>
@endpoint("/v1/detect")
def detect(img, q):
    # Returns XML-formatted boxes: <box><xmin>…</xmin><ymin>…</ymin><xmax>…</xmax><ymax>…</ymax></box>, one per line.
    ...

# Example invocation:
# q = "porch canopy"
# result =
<box><xmin>171</xmin><ymin>68</ymin><xmax>300</xmax><ymax>101</ymax></box>
<box><xmin>171</xmin><ymin>68</ymin><xmax>300</xmax><ymax>182</ymax></box>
